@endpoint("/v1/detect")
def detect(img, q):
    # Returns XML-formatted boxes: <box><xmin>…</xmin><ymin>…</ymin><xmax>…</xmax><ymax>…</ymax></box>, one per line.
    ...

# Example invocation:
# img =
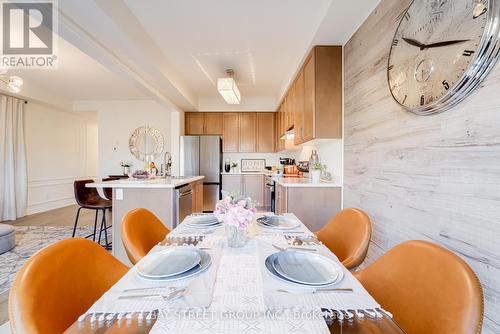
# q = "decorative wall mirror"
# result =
<box><xmin>129</xmin><ymin>125</ymin><xmax>164</xmax><ymax>162</ymax></box>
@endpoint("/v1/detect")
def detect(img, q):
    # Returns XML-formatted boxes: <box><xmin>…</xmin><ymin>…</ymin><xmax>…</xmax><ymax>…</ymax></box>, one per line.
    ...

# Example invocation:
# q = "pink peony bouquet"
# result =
<box><xmin>214</xmin><ymin>193</ymin><xmax>257</xmax><ymax>230</ymax></box>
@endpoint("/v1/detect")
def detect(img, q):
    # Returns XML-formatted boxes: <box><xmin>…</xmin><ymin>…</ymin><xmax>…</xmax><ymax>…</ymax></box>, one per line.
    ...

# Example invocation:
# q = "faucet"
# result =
<box><xmin>161</xmin><ymin>151</ymin><xmax>172</xmax><ymax>177</ymax></box>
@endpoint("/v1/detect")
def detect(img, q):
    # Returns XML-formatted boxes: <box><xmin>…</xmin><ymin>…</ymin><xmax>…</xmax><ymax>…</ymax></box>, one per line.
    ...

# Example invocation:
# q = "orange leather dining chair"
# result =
<box><xmin>121</xmin><ymin>208</ymin><xmax>170</xmax><ymax>264</ymax></box>
<box><xmin>316</xmin><ymin>208</ymin><xmax>372</xmax><ymax>269</ymax></box>
<box><xmin>354</xmin><ymin>240</ymin><xmax>483</xmax><ymax>334</ymax></box>
<box><xmin>9</xmin><ymin>238</ymin><xmax>128</xmax><ymax>334</ymax></box>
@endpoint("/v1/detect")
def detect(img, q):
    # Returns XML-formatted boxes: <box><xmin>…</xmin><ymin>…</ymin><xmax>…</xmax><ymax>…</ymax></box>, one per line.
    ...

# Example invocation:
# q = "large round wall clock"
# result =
<box><xmin>388</xmin><ymin>0</ymin><xmax>500</xmax><ymax>115</ymax></box>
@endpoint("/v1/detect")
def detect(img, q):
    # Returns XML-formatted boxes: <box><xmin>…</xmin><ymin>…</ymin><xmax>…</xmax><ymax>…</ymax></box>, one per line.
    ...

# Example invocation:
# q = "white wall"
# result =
<box><xmin>25</xmin><ymin>102</ymin><xmax>98</xmax><ymax>214</ymax></box>
<box><xmin>73</xmin><ymin>100</ymin><xmax>175</xmax><ymax>177</ymax></box>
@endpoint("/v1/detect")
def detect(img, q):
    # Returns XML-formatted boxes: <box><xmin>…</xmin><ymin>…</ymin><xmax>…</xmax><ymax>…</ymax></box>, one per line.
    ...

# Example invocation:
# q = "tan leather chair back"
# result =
<box><xmin>121</xmin><ymin>208</ymin><xmax>170</xmax><ymax>264</ymax></box>
<box><xmin>354</xmin><ymin>240</ymin><xmax>483</xmax><ymax>334</ymax></box>
<box><xmin>9</xmin><ymin>238</ymin><xmax>128</xmax><ymax>334</ymax></box>
<box><xmin>316</xmin><ymin>208</ymin><xmax>371</xmax><ymax>269</ymax></box>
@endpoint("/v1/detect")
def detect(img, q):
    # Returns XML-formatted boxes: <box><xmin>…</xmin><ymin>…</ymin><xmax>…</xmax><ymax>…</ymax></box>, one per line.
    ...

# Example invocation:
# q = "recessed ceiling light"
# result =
<box><xmin>217</xmin><ymin>69</ymin><xmax>241</xmax><ymax>104</ymax></box>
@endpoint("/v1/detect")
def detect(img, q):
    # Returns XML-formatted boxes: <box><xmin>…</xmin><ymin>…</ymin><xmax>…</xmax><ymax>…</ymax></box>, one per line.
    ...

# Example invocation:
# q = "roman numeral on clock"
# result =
<box><xmin>404</xmin><ymin>12</ymin><xmax>411</xmax><ymax>21</ymax></box>
<box><xmin>392</xmin><ymin>39</ymin><xmax>399</xmax><ymax>47</ymax></box>
<box><xmin>463</xmin><ymin>50</ymin><xmax>475</xmax><ymax>56</ymax></box>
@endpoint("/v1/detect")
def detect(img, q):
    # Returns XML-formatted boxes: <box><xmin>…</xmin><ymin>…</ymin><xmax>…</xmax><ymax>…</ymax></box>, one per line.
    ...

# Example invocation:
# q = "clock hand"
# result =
<box><xmin>402</xmin><ymin>37</ymin><xmax>427</xmax><ymax>50</ymax></box>
<box><xmin>426</xmin><ymin>39</ymin><xmax>470</xmax><ymax>48</ymax></box>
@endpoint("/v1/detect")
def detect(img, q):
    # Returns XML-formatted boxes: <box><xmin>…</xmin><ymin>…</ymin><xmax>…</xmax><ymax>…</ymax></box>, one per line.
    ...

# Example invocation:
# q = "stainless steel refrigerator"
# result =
<box><xmin>179</xmin><ymin>136</ymin><xmax>222</xmax><ymax>212</ymax></box>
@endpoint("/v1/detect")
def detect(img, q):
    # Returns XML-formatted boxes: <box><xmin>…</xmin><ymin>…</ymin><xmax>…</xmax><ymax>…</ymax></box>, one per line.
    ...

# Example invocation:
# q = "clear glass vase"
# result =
<box><xmin>225</xmin><ymin>225</ymin><xmax>247</xmax><ymax>248</ymax></box>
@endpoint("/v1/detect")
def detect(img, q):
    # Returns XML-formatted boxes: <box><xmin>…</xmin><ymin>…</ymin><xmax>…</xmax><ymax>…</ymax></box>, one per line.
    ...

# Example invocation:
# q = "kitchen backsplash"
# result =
<box><xmin>222</xmin><ymin>139</ymin><xmax>343</xmax><ymax>183</ymax></box>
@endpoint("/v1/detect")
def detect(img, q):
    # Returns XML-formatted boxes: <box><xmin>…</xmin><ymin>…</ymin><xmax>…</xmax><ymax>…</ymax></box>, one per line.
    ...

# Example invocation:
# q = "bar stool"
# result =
<box><xmin>72</xmin><ymin>180</ymin><xmax>112</xmax><ymax>249</ymax></box>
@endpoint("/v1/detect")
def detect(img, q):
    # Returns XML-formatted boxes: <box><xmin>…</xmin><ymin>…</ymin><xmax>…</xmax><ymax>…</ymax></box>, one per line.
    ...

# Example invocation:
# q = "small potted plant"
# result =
<box><xmin>310</xmin><ymin>163</ymin><xmax>322</xmax><ymax>183</ymax></box>
<box><xmin>231</xmin><ymin>162</ymin><xmax>239</xmax><ymax>173</ymax></box>
<box><xmin>120</xmin><ymin>161</ymin><xmax>131</xmax><ymax>175</ymax></box>
<box><xmin>214</xmin><ymin>193</ymin><xmax>256</xmax><ymax>247</ymax></box>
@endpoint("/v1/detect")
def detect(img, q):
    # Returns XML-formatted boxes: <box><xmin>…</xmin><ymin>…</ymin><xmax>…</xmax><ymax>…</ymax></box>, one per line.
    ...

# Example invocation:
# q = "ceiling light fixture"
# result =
<box><xmin>0</xmin><ymin>66</ymin><xmax>23</xmax><ymax>93</ymax></box>
<box><xmin>217</xmin><ymin>69</ymin><xmax>241</xmax><ymax>104</ymax></box>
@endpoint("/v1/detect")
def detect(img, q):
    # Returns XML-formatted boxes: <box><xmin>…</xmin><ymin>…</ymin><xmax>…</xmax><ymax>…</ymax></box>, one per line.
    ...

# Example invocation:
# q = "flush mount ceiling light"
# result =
<box><xmin>217</xmin><ymin>69</ymin><xmax>241</xmax><ymax>104</ymax></box>
<box><xmin>0</xmin><ymin>66</ymin><xmax>23</xmax><ymax>93</ymax></box>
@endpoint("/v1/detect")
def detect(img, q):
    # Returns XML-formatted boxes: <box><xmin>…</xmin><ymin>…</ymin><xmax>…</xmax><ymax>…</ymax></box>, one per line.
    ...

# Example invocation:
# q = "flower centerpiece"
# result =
<box><xmin>214</xmin><ymin>193</ymin><xmax>257</xmax><ymax>247</ymax></box>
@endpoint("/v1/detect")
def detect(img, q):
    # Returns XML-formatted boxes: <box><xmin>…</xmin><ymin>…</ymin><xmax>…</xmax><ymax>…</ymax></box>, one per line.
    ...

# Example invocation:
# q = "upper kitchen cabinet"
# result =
<box><xmin>204</xmin><ymin>113</ymin><xmax>223</xmax><ymax>134</ymax></box>
<box><xmin>256</xmin><ymin>113</ymin><xmax>274</xmax><ymax>152</ymax></box>
<box><xmin>185</xmin><ymin>112</ymin><xmax>204</xmax><ymax>135</ymax></box>
<box><xmin>276</xmin><ymin>46</ymin><xmax>342</xmax><ymax>149</ymax></box>
<box><xmin>185</xmin><ymin>112</ymin><xmax>223</xmax><ymax>135</ymax></box>
<box><xmin>222</xmin><ymin>113</ymin><xmax>239</xmax><ymax>152</ymax></box>
<box><xmin>298</xmin><ymin>46</ymin><xmax>342</xmax><ymax>144</ymax></box>
<box><xmin>239</xmin><ymin>113</ymin><xmax>257</xmax><ymax>152</ymax></box>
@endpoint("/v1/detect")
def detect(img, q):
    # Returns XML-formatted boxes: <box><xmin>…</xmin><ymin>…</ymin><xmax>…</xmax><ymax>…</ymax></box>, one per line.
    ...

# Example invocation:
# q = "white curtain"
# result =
<box><xmin>0</xmin><ymin>95</ymin><xmax>27</xmax><ymax>221</ymax></box>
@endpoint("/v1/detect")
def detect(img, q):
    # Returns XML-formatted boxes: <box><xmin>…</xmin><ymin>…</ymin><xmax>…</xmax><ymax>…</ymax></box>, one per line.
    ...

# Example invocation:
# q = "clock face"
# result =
<box><xmin>388</xmin><ymin>0</ymin><xmax>499</xmax><ymax>114</ymax></box>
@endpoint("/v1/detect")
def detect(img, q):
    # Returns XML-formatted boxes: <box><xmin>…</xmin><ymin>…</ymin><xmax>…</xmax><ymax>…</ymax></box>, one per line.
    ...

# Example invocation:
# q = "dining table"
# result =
<box><xmin>65</xmin><ymin>213</ymin><xmax>406</xmax><ymax>334</ymax></box>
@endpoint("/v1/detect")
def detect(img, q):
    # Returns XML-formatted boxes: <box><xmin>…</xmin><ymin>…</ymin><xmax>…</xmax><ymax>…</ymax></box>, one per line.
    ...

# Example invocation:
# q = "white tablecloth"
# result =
<box><xmin>79</xmin><ymin>214</ymin><xmax>384</xmax><ymax>333</ymax></box>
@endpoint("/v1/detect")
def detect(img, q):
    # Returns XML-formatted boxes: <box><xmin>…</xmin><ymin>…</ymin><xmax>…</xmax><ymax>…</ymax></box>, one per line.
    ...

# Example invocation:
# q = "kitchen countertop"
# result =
<box><xmin>86</xmin><ymin>176</ymin><xmax>205</xmax><ymax>189</ymax></box>
<box><xmin>272</xmin><ymin>175</ymin><xmax>342</xmax><ymax>188</ymax></box>
<box><xmin>221</xmin><ymin>171</ymin><xmax>272</xmax><ymax>175</ymax></box>
<box><xmin>221</xmin><ymin>171</ymin><xmax>342</xmax><ymax>188</ymax></box>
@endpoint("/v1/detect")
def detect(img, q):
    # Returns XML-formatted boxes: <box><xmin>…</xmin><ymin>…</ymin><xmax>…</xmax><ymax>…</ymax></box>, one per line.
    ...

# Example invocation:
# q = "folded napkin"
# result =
<box><xmin>79</xmin><ymin>243</ymin><xmax>223</xmax><ymax>319</ymax></box>
<box><xmin>258</xmin><ymin>241</ymin><xmax>381</xmax><ymax>315</ymax></box>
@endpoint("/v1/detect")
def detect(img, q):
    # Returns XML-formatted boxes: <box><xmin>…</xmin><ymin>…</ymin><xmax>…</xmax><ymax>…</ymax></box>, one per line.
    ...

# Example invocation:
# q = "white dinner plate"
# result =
<box><xmin>184</xmin><ymin>215</ymin><xmax>220</xmax><ymax>227</ymax></box>
<box><xmin>257</xmin><ymin>216</ymin><xmax>300</xmax><ymax>230</ymax></box>
<box><xmin>136</xmin><ymin>248</ymin><xmax>201</xmax><ymax>279</ymax></box>
<box><xmin>267</xmin><ymin>251</ymin><xmax>344</xmax><ymax>286</ymax></box>
<box><xmin>136</xmin><ymin>249</ymin><xmax>212</xmax><ymax>282</ymax></box>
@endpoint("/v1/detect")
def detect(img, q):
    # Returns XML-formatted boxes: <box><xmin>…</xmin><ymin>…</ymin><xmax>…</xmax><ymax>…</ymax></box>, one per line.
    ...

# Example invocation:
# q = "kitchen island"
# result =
<box><xmin>87</xmin><ymin>176</ymin><xmax>204</xmax><ymax>265</ymax></box>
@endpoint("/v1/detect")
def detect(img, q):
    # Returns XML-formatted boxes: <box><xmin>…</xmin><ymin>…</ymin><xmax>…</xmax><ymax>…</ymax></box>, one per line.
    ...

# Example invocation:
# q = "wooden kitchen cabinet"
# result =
<box><xmin>275</xmin><ymin>45</ymin><xmax>342</xmax><ymax>150</ymax></box>
<box><xmin>191</xmin><ymin>179</ymin><xmax>204</xmax><ymax>213</ymax></box>
<box><xmin>222</xmin><ymin>174</ymin><xmax>264</xmax><ymax>209</ymax></box>
<box><xmin>238</xmin><ymin>113</ymin><xmax>257</xmax><ymax>152</ymax></box>
<box><xmin>294</xmin><ymin>70</ymin><xmax>305</xmax><ymax>145</ymax></box>
<box><xmin>300</xmin><ymin>46</ymin><xmax>342</xmax><ymax>142</ymax></box>
<box><xmin>242</xmin><ymin>175</ymin><xmax>264</xmax><ymax>207</ymax></box>
<box><xmin>204</xmin><ymin>113</ymin><xmax>223</xmax><ymax>134</ymax></box>
<box><xmin>185</xmin><ymin>112</ymin><xmax>222</xmax><ymax>135</ymax></box>
<box><xmin>275</xmin><ymin>184</ymin><xmax>287</xmax><ymax>215</ymax></box>
<box><xmin>222</xmin><ymin>113</ymin><xmax>239</xmax><ymax>152</ymax></box>
<box><xmin>275</xmin><ymin>184</ymin><xmax>341</xmax><ymax>231</ymax></box>
<box><xmin>302</xmin><ymin>53</ymin><xmax>315</xmax><ymax>142</ymax></box>
<box><xmin>221</xmin><ymin>175</ymin><xmax>242</xmax><ymax>193</ymax></box>
<box><xmin>185</xmin><ymin>112</ymin><xmax>204</xmax><ymax>135</ymax></box>
<box><xmin>186</xmin><ymin>112</ymin><xmax>276</xmax><ymax>153</ymax></box>
<box><xmin>257</xmin><ymin>113</ymin><xmax>274</xmax><ymax>152</ymax></box>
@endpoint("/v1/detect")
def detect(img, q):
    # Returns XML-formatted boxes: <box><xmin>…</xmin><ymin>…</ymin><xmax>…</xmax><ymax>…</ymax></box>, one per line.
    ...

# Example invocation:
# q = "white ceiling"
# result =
<box><xmin>6</xmin><ymin>36</ymin><xmax>147</xmax><ymax>109</ymax></box>
<box><xmin>14</xmin><ymin>0</ymin><xmax>381</xmax><ymax>111</ymax></box>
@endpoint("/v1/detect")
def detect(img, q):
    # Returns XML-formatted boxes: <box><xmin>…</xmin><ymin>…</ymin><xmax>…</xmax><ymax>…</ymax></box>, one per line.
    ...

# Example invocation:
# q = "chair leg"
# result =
<box><xmin>72</xmin><ymin>207</ymin><xmax>83</xmax><ymax>237</ymax></box>
<box><xmin>92</xmin><ymin>209</ymin><xmax>99</xmax><ymax>241</ymax></box>
<box><xmin>102</xmin><ymin>208</ymin><xmax>110</xmax><ymax>249</ymax></box>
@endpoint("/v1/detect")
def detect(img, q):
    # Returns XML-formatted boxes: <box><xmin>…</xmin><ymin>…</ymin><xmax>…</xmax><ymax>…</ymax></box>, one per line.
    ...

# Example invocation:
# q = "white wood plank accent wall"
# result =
<box><xmin>344</xmin><ymin>0</ymin><xmax>500</xmax><ymax>332</ymax></box>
